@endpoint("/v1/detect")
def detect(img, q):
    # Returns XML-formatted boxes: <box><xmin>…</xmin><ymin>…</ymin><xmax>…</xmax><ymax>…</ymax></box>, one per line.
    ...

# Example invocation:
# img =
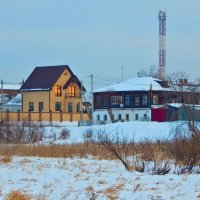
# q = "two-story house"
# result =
<box><xmin>93</xmin><ymin>77</ymin><xmax>171</xmax><ymax>124</ymax></box>
<box><xmin>20</xmin><ymin>65</ymin><xmax>86</xmax><ymax>114</ymax></box>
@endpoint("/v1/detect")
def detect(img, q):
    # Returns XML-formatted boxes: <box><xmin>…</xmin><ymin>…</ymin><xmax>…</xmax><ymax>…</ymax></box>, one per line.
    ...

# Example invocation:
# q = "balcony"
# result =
<box><xmin>65</xmin><ymin>93</ymin><xmax>81</xmax><ymax>98</ymax></box>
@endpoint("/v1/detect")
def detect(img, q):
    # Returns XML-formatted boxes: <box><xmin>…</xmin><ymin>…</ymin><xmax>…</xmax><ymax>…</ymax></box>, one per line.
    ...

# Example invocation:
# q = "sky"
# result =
<box><xmin>0</xmin><ymin>0</ymin><xmax>200</xmax><ymax>90</ymax></box>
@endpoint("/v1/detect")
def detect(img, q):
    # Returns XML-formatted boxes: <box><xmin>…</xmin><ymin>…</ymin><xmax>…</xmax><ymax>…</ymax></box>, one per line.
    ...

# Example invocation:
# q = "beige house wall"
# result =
<box><xmin>22</xmin><ymin>91</ymin><xmax>50</xmax><ymax>112</ymax></box>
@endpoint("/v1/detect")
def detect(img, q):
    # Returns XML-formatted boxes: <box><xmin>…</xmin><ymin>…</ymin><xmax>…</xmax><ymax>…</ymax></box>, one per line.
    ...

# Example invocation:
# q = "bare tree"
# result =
<box><xmin>139</xmin><ymin>65</ymin><xmax>159</xmax><ymax>78</ymax></box>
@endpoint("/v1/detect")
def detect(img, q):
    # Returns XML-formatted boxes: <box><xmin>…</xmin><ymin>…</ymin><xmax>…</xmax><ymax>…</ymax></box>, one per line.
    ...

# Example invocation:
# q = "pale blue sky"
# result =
<box><xmin>1</xmin><ymin>0</ymin><xmax>200</xmax><ymax>89</ymax></box>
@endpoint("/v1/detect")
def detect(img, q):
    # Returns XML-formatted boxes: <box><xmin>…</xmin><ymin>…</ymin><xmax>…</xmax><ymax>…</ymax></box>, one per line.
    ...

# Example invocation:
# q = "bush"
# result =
<box><xmin>83</xmin><ymin>128</ymin><xmax>94</xmax><ymax>143</ymax></box>
<box><xmin>0</xmin><ymin>120</ymin><xmax>44</xmax><ymax>144</ymax></box>
<box><xmin>60</xmin><ymin>129</ymin><xmax>70</xmax><ymax>140</ymax></box>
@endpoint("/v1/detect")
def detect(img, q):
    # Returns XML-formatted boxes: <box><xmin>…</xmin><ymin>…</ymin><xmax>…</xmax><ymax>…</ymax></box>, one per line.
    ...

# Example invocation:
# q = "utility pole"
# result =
<box><xmin>80</xmin><ymin>80</ymin><xmax>83</xmax><ymax>123</ymax></box>
<box><xmin>1</xmin><ymin>80</ymin><xmax>3</xmax><ymax>121</ymax></box>
<box><xmin>121</xmin><ymin>65</ymin><xmax>124</xmax><ymax>82</ymax></box>
<box><xmin>90</xmin><ymin>74</ymin><xmax>94</xmax><ymax>125</ymax></box>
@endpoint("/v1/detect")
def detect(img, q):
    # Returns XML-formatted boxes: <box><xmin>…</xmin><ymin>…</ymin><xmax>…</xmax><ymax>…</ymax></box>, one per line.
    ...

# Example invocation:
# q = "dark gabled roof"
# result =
<box><xmin>20</xmin><ymin>65</ymin><xmax>74</xmax><ymax>91</ymax></box>
<box><xmin>63</xmin><ymin>75</ymin><xmax>86</xmax><ymax>92</ymax></box>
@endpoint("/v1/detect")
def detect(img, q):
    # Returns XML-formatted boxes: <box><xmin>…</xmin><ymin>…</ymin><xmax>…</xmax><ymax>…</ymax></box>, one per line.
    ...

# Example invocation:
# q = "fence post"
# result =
<box><xmin>6</xmin><ymin>110</ymin><xmax>9</xmax><ymax>122</ymax></box>
<box><xmin>39</xmin><ymin>112</ymin><xmax>42</xmax><ymax>122</ymax></box>
<box><xmin>50</xmin><ymin>110</ymin><xmax>52</xmax><ymax>122</ymax></box>
<box><xmin>17</xmin><ymin>110</ymin><xmax>20</xmax><ymax>122</ymax></box>
<box><xmin>28</xmin><ymin>111</ymin><xmax>31</xmax><ymax>121</ymax></box>
<box><xmin>60</xmin><ymin>110</ymin><xmax>63</xmax><ymax>122</ymax></box>
<box><xmin>70</xmin><ymin>112</ymin><xmax>73</xmax><ymax>122</ymax></box>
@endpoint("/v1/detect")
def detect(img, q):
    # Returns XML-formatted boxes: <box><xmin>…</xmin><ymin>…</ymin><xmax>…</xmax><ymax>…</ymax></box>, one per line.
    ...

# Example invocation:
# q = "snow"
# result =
<box><xmin>3</xmin><ymin>84</ymin><xmax>21</xmax><ymax>90</ymax></box>
<box><xmin>0</xmin><ymin>121</ymin><xmax>199</xmax><ymax>199</ymax></box>
<box><xmin>21</xmin><ymin>88</ymin><xmax>50</xmax><ymax>91</ymax></box>
<box><xmin>42</xmin><ymin>121</ymin><xmax>182</xmax><ymax>144</ymax></box>
<box><xmin>6</xmin><ymin>94</ymin><xmax>21</xmax><ymax>105</ymax></box>
<box><xmin>0</xmin><ymin>156</ymin><xmax>200</xmax><ymax>199</ymax></box>
<box><xmin>94</xmin><ymin>77</ymin><xmax>170</xmax><ymax>93</ymax></box>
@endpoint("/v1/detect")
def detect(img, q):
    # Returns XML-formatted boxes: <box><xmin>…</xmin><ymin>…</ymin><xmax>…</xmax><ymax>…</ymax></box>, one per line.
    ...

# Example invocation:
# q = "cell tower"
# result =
<box><xmin>158</xmin><ymin>11</ymin><xmax>166</xmax><ymax>80</ymax></box>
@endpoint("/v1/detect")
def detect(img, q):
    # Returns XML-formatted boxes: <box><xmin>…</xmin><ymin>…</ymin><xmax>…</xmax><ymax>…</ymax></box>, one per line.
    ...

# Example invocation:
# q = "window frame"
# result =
<box><xmin>55</xmin><ymin>85</ymin><xmax>62</xmax><ymax>97</ymax></box>
<box><xmin>111</xmin><ymin>95</ymin><xmax>123</xmax><ymax>105</ymax></box>
<box><xmin>29</xmin><ymin>102</ymin><xmax>34</xmax><ymax>112</ymax></box>
<box><xmin>69</xmin><ymin>85</ymin><xmax>76</xmax><ymax>97</ymax></box>
<box><xmin>38</xmin><ymin>102</ymin><xmax>44</xmax><ymax>112</ymax></box>
<box><xmin>55</xmin><ymin>102</ymin><xmax>61</xmax><ymax>111</ymax></box>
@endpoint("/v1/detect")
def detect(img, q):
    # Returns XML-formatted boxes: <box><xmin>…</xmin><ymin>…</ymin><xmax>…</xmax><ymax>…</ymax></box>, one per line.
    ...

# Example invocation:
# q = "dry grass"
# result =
<box><xmin>86</xmin><ymin>186</ymin><xmax>94</xmax><ymax>193</ymax></box>
<box><xmin>104</xmin><ymin>187</ymin><xmax>118</xmax><ymax>200</ymax></box>
<box><xmin>6</xmin><ymin>190</ymin><xmax>31</xmax><ymax>200</ymax></box>
<box><xmin>0</xmin><ymin>155</ymin><xmax>12</xmax><ymax>163</ymax></box>
<box><xmin>0</xmin><ymin>144</ymin><xmax>121</xmax><ymax>160</ymax></box>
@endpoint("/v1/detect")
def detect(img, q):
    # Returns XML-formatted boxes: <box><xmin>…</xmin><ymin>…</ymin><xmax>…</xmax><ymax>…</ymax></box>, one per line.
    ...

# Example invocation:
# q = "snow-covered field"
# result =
<box><xmin>1</xmin><ymin>121</ymin><xmax>198</xmax><ymax>199</ymax></box>
<box><xmin>42</xmin><ymin>121</ymin><xmax>184</xmax><ymax>144</ymax></box>
<box><xmin>1</xmin><ymin>156</ymin><xmax>200</xmax><ymax>200</ymax></box>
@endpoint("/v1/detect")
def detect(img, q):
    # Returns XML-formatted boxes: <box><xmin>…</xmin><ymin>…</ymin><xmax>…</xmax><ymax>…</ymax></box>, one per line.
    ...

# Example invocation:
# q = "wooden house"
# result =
<box><xmin>20</xmin><ymin>65</ymin><xmax>86</xmax><ymax>114</ymax></box>
<box><xmin>93</xmin><ymin>77</ymin><xmax>172</xmax><ymax>124</ymax></box>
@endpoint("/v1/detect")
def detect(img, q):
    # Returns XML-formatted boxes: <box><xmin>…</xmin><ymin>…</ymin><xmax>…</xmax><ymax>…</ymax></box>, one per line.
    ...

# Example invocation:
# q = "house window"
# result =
<box><xmin>126</xmin><ymin>114</ymin><xmax>129</xmax><ymax>121</ymax></box>
<box><xmin>104</xmin><ymin>115</ymin><xmax>107</xmax><ymax>121</ymax></box>
<box><xmin>97</xmin><ymin>114</ymin><xmax>100</xmax><ymax>121</ymax></box>
<box><xmin>111</xmin><ymin>96</ymin><xmax>123</xmax><ymax>105</ymax></box>
<box><xmin>144</xmin><ymin>113</ymin><xmax>147</xmax><ymax>121</ymax></box>
<box><xmin>95</xmin><ymin>95</ymin><xmax>101</xmax><ymax>107</ymax></box>
<box><xmin>55</xmin><ymin>102</ymin><xmax>61</xmax><ymax>111</ymax></box>
<box><xmin>76</xmin><ymin>102</ymin><xmax>80</xmax><ymax>112</ymax></box>
<box><xmin>39</xmin><ymin>102</ymin><xmax>44</xmax><ymax>112</ymax></box>
<box><xmin>103</xmin><ymin>95</ymin><xmax>109</xmax><ymax>107</ymax></box>
<box><xmin>152</xmin><ymin>94</ymin><xmax>158</xmax><ymax>105</ymax></box>
<box><xmin>118</xmin><ymin>114</ymin><xmax>122</xmax><ymax>121</ymax></box>
<box><xmin>135</xmin><ymin>114</ymin><xmax>139</xmax><ymax>120</ymax></box>
<box><xmin>134</xmin><ymin>95</ymin><xmax>140</xmax><ymax>106</ymax></box>
<box><xmin>70</xmin><ymin>86</ymin><xmax>75</xmax><ymax>97</ymax></box>
<box><xmin>29</xmin><ymin>102</ymin><xmax>34</xmax><ymax>111</ymax></box>
<box><xmin>55</xmin><ymin>85</ymin><xmax>62</xmax><ymax>96</ymax></box>
<box><xmin>142</xmin><ymin>95</ymin><xmax>148</xmax><ymax>106</ymax></box>
<box><xmin>68</xmin><ymin>102</ymin><xmax>73</xmax><ymax>112</ymax></box>
<box><xmin>125</xmin><ymin>95</ymin><xmax>131</xmax><ymax>107</ymax></box>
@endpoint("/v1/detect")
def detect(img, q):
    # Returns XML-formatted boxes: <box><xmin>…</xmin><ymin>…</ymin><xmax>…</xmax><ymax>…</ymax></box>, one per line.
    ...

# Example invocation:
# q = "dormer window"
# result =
<box><xmin>70</xmin><ymin>85</ymin><xmax>75</xmax><ymax>97</ymax></box>
<box><xmin>55</xmin><ymin>85</ymin><xmax>62</xmax><ymax>96</ymax></box>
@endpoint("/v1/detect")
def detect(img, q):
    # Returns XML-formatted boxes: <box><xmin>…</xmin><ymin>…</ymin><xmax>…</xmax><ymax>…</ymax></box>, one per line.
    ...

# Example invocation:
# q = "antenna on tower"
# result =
<box><xmin>158</xmin><ymin>11</ymin><xmax>166</xmax><ymax>80</ymax></box>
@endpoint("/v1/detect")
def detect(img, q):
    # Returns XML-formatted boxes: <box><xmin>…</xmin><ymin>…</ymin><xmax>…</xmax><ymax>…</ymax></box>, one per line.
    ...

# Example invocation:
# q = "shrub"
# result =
<box><xmin>60</xmin><ymin>129</ymin><xmax>70</xmax><ymax>140</ymax></box>
<box><xmin>83</xmin><ymin>128</ymin><xmax>94</xmax><ymax>143</ymax></box>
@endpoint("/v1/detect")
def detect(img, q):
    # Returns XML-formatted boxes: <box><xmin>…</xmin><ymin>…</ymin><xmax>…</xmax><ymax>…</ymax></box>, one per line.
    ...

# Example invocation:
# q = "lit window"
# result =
<box><xmin>70</xmin><ymin>86</ymin><xmax>75</xmax><ymax>97</ymax></box>
<box><xmin>55</xmin><ymin>85</ymin><xmax>62</xmax><ymax>96</ymax></box>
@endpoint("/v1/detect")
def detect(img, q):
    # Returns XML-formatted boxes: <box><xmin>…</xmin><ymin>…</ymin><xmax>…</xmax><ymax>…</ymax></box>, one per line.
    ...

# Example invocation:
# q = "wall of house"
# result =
<box><xmin>50</xmin><ymin>68</ymin><xmax>71</xmax><ymax>112</ymax></box>
<box><xmin>50</xmin><ymin>69</ymin><xmax>82</xmax><ymax>113</ymax></box>
<box><xmin>22</xmin><ymin>91</ymin><xmax>50</xmax><ymax>112</ymax></box>
<box><xmin>65</xmin><ymin>82</ymin><xmax>82</xmax><ymax>113</ymax></box>
<box><xmin>93</xmin><ymin>108</ymin><xmax>151</xmax><ymax>125</ymax></box>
